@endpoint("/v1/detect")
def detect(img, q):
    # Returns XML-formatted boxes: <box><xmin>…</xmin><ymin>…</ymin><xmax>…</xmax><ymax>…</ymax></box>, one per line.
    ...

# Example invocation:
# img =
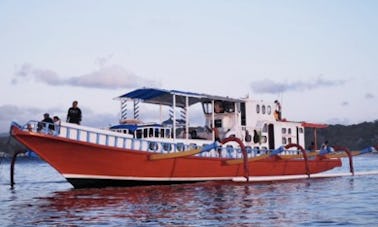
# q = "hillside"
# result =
<box><xmin>305</xmin><ymin>120</ymin><xmax>378</xmax><ymax>150</ymax></box>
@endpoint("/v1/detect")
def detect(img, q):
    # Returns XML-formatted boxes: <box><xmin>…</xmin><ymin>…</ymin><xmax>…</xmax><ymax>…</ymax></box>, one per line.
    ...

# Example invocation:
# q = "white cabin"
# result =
<box><xmin>110</xmin><ymin>88</ymin><xmax>310</xmax><ymax>152</ymax></box>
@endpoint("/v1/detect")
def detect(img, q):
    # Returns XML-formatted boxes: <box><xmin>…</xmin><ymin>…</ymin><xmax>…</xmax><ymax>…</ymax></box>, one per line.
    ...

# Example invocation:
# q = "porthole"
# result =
<box><xmin>177</xmin><ymin>143</ymin><xmax>185</xmax><ymax>151</ymax></box>
<box><xmin>162</xmin><ymin>143</ymin><xmax>172</xmax><ymax>152</ymax></box>
<box><xmin>148</xmin><ymin>142</ymin><xmax>158</xmax><ymax>151</ymax></box>
<box><xmin>226</xmin><ymin>145</ymin><xmax>234</xmax><ymax>157</ymax></box>
<box><xmin>189</xmin><ymin>143</ymin><xmax>198</xmax><ymax>150</ymax></box>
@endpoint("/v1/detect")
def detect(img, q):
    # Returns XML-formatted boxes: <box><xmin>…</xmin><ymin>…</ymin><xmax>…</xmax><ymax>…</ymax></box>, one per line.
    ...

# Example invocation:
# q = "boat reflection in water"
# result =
<box><xmin>30</xmin><ymin>181</ymin><xmax>309</xmax><ymax>226</ymax></box>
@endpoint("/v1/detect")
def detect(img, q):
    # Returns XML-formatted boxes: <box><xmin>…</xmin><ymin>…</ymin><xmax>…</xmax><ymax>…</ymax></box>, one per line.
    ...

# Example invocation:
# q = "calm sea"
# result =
<box><xmin>1</xmin><ymin>154</ymin><xmax>378</xmax><ymax>226</ymax></box>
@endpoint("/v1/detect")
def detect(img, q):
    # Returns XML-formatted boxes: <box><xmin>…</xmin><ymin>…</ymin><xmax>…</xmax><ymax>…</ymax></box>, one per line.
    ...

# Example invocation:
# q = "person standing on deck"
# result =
<box><xmin>66</xmin><ymin>100</ymin><xmax>82</xmax><ymax>124</ymax></box>
<box><xmin>274</xmin><ymin>100</ymin><xmax>282</xmax><ymax>120</ymax></box>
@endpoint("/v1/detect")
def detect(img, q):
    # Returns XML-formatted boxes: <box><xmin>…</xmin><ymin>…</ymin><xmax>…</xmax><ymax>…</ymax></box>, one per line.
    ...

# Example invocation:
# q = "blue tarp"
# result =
<box><xmin>117</xmin><ymin>88</ymin><xmax>243</xmax><ymax>107</ymax></box>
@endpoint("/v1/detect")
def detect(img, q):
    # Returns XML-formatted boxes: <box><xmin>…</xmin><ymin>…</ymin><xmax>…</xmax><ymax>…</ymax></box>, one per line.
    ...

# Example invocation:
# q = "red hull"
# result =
<box><xmin>11</xmin><ymin>126</ymin><xmax>342</xmax><ymax>188</ymax></box>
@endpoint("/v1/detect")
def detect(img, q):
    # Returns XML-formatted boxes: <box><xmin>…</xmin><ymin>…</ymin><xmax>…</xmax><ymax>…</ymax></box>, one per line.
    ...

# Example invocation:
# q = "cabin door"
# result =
<box><xmin>268</xmin><ymin>124</ymin><xmax>275</xmax><ymax>149</ymax></box>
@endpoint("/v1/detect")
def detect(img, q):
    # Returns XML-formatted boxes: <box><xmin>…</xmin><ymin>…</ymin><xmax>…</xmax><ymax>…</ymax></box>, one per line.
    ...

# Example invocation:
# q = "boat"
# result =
<box><xmin>9</xmin><ymin>88</ymin><xmax>376</xmax><ymax>188</ymax></box>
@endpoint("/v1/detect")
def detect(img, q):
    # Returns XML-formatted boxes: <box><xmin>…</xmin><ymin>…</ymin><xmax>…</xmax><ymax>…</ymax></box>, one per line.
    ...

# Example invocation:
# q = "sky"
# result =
<box><xmin>1</xmin><ymin>0</ymin><xmax>377</xmax><ymax>133</ymax></box>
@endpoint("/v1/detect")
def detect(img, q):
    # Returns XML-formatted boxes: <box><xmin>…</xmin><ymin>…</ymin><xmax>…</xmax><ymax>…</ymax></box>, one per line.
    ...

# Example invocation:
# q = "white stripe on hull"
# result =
<box><xmin>63</xmin><ymin>173</ymin><xmax>234</xmax><ymax>181</ymax></box>
<box><xmin>64</xmin><ymin>170</ymin><xmax>378</xmax><ymax>182</ymax></box>
<box><xmin>232</xmin><ymin>170</ymin><xmax>378</xmax><ymax>182</ymax></box>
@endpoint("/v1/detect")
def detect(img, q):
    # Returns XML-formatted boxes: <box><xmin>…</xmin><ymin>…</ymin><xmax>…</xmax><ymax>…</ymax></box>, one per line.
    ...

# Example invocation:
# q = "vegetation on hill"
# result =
<box><xmin>305</xmin><ymin>120</ymin><xmax>378</xmax><ymax>150</ymax></box>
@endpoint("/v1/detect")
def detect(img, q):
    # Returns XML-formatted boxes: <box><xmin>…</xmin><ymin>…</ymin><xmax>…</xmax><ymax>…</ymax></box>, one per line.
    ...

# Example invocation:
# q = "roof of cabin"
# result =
<box><xmin>117</xmin><ymin>88</ymin><xmax>243</xmax><ymax>107</ymax></box>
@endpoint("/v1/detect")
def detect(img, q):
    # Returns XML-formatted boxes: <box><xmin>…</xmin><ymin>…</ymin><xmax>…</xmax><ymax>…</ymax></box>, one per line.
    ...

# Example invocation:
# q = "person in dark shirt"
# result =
<box><xmin>38</xmin><ymin>113</ymin><xmax>54</xmax><ymax>132</ymax></box>
<box><xmin>66</xmin><ymin>100</ymin><xmax>82</xmax><ymax>124</ymax></box>
<box><xmin>274</xmin><ymin>100</ymin><xmax>282</xmax><ymax>120</ymax></box>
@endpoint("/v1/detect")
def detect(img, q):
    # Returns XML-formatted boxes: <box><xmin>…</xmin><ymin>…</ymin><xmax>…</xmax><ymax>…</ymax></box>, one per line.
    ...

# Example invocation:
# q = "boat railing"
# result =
<box><xmin>18</xmin><ymin>120</ymin><xmax>302</xmax><ymax>159</ymax></box>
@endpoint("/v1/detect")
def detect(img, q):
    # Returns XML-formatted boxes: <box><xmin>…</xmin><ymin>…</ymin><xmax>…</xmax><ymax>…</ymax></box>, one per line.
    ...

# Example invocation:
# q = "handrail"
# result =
<box><xmin>17</xmin><ymin>120</ymin><xmax>315</xmax><ymax>161</ymax></box>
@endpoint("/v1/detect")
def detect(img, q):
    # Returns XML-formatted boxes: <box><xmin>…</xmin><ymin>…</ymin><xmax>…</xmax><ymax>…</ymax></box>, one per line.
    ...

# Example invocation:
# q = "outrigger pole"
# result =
<box><xmin>10</xmin><ymin>149</ymin><xmax>26</xmax><ymax>188</ymax></box>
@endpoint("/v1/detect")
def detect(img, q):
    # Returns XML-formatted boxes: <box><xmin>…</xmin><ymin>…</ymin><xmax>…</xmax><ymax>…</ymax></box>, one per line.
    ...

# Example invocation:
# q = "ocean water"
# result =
<box><xmin>0</xmin><ymin>155</ymin><xmax>378</xmax><ymax>226</ymax></box>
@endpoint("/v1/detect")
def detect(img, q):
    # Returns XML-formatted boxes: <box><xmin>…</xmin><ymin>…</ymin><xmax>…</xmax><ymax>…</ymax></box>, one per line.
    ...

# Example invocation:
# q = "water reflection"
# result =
<box><xmin>24</xmin><ymin>181</ymin><xmax>320</xmax><ymax>226</ymax></box>
<box><xmin>2</xmin><ymin>155</ymin><xmax>378</xmax><ymax>226</ymax></box>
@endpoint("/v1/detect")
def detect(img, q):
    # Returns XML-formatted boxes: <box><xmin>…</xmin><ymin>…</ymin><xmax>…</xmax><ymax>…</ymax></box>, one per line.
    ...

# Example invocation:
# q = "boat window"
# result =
<box><xmin>202</xmin><ymin>102</ymin><xmax>213</xmax><ymax>114</ymax></box>
<box><xmin>267</xmin><ymin>105</ymin><xmax>272</xmax><ymax>115</ymax></box>
<box><xmin>288</xmin><ymin>128</ymin><xmax>292</xmax><ymax>134</ymax></box>
<box><xmin>282</xmin><ymin>128</ymin><xmax>286</xmax><ymax>134</ymax></box>
<box><xmin>256</xmin><ymin>104</ymin><xmax>260</xmax><ymax>114</ymax></box>
<box><xmin>160</xmin><ymin>128</ymin><xmax>165</xmax><ymax>138</ymax></box>
<box><xmin>154</xmin><ymin>128</ymin><xmax>160</xmax><ymax>137</ymax></box>
<box><xmin>214</xmin><ymin>101</ymin><xmax>224</xmax><ymax>113</ymax></box>
<box><xmin>136</xmin><ymin>129</ymin><xmax>142</xmax><ymax>138</ymax></box>
<box><xmin>288</xmin><ymin>137</ymin><xmax>292</xmax><ymax>144</ymax></box>
<box><xmin>214</xmin><ymin>119</ymin><xmax>222</xmax><ymax>128</ymax></box>
<box><xmin>143</xmin><ymin>128</ymin><xmax>148</xmax><ymax>138</ymax></box>
<box><xmin>299</xmin><ymin>128</ymin><xmax>304</xmax><ymax>133</ymax></box>
<box><xmin>165</xmin><ymin>129</ymin><xmax>171</xmax><ymax>138</ymax></box>
<box><xmin>262</xmin><ymin>105</ymin><xmax>266</xmax><ymax>114</ymax></box>
<box><xmin>224</xmin><ymin>102</ymin><xmax>235</xmax><ymax>113</ymax></box>
<box><xmin>149</xmin><ymin>128</ymin><xmax>154</xmax><ymax>137</ymax></box>
<box><xmin>282</xmin><ymin>137</ymin><xmax>287</xmax><ymax>144</ymax></box>
<box><xmin>261</xmin><ymin>136</ymin><xmax>267</xmax><ymax>143</ymax></box>
<box><xmin>240</xmin><ymin>102</ymin><xmax>246</xmax><ymax>126</ymax></box>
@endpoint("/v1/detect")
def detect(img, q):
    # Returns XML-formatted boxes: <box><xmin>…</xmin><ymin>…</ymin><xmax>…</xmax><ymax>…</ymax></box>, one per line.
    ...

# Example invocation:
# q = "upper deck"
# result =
<box><xmin>114</xmin><ymin>88</ymin><xmax>309</xmax><ymax>150</ymax></box>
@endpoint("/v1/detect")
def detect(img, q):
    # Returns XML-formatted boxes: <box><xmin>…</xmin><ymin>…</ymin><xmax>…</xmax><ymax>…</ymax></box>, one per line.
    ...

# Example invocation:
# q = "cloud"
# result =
<box><xmin>250</xmin><ymin>77</ymin><xmax>346</xmax><ymax>94</ymax></box>
<box><xmin>13</xmin><ymin>63</ymin><xmax>160</xmax><ymax>89</ymax></box>
<box><xmin>94</xmin><ymin>54</ymin><xmax>114</xmax><ymax>68</ymax></box>
<box><xmin>341</xmin><ymin>101</ymin><xmax>349</xmax><ymax>106</ymax></box>
<box><xmin>0</xmin><ymin>105</ymin><xmax>119</xmax><ymax>133</ymax></box>
<box><xmin>365</xmin><ymin>93</ymin><xmax>375</xmax><ymax>99</ymax></box>
<box><xmin>0</xmin><ymin>105</ymin><xmax>45</xmax><ymax>132</ymax></box>
<box><xmin>326</xmin><ymin>117</ymin><xmax>350</xmax><ymax>125</ymax></box>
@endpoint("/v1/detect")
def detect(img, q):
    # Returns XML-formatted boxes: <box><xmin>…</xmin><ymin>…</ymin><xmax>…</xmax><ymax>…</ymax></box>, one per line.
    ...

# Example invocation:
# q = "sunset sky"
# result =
<box><xmin>1</xmin><ymin>0</ymin><xmax>377</xmax><ymax>132</ymax></box>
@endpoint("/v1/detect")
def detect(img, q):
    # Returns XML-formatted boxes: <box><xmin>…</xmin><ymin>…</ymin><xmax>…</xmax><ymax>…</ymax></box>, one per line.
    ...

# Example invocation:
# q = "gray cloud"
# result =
<box><xmin>341</xmin><ymin>101</ymin><xmax>349</xmax><ymax>106</ymax></box>
<box><xmin>250</xmin><ymin>77</ymin><xmax>346</xmax><ymax>94</ymax></box>
<box><xmin>365</xmin><ymin>93</ymin><xmax>375</xmax><ymax>99</ymax></box>
<box><xmin>0</xmin><ymin>105</ymin><xmax>119</xmax><ymax>133</ymax></box>
<box><xmin>94</xmin><ymin>54</ymin><xmax>114</xmax><ymax>68</ymax></box>
<box><xmin>13</xmin><ymin>63</ymin><xmax>160</xmax><ymax>89</ymax></box>
<box><xmin>0</xmin><ymin>105</ymin><xmax>46</xmax><ymax>132</ymax></box>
